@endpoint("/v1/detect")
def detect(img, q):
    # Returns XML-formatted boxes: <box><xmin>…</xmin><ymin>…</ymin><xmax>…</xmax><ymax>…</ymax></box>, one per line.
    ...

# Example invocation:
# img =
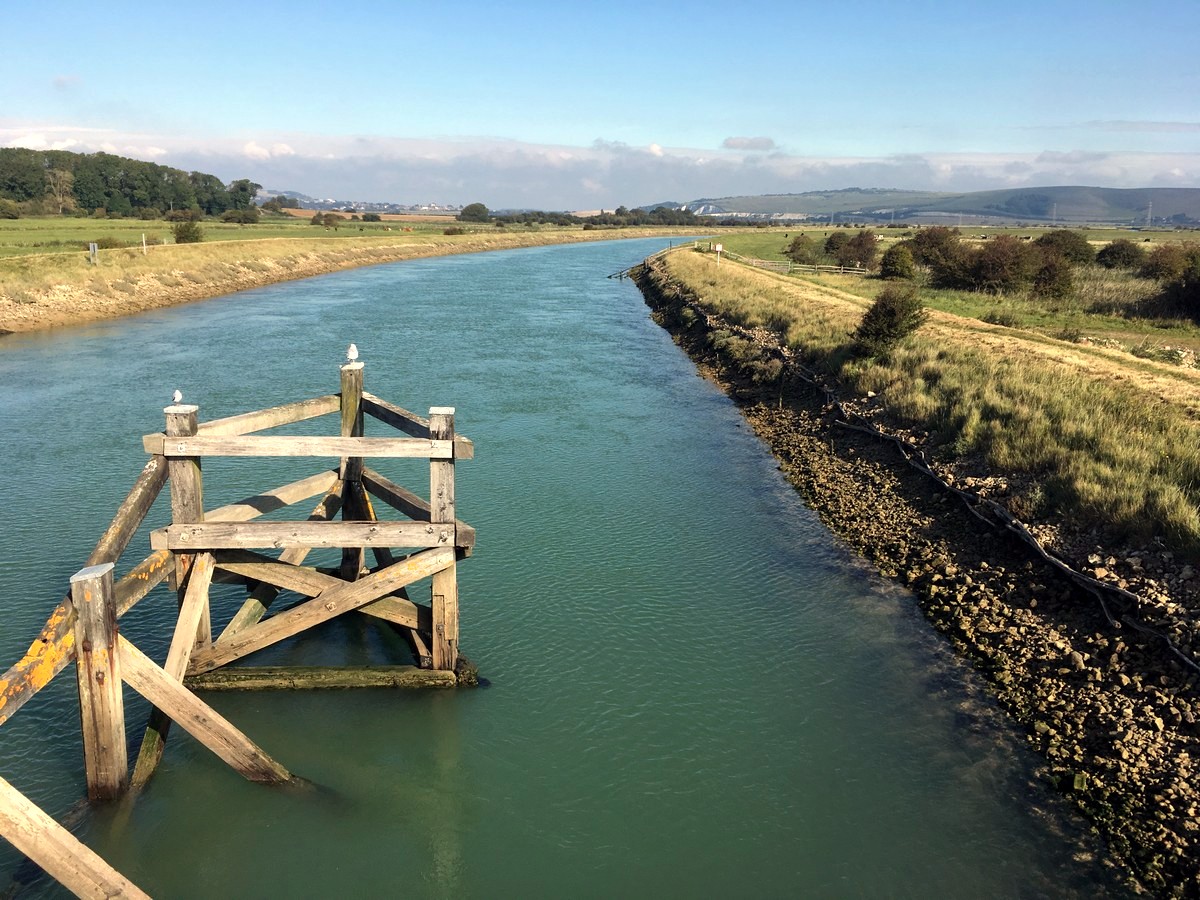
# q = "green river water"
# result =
<box><xmin>0</xmin><ymin>239</ymin><xmax>1124</xmax><ymax>897</ymax></box>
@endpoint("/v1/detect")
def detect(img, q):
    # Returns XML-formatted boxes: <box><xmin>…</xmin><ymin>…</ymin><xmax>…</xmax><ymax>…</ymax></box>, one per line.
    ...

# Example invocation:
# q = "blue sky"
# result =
<box><xmin>2</xmin><ymin>0</ymin><xmax>1197</xmax><ymax>208</ymax></box>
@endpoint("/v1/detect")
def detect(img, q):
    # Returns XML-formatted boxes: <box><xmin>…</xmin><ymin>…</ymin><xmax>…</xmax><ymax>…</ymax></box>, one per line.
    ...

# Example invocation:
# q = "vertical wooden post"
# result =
<box><xmin>429</xmin><ymin>407</ymin><xmax>458</xmax><ymax>671</ymax></box>
<box><xmin>165</xmin><ymin>402</ymin><xmax>209</xmax><ymax>650</ymax></box>
<box><xmin>132</xmin><ymin>401</ymin><xmax>206</xmax><ymax>790</ymax></box>
<box><xmin>340</xmin><ymin>360</ymin><xmax>366</xmax><ymax>581</ymax></box>
<box><xmin>71</xmin><ymin>563</ymin><xmax>127</xmax><ymax>801</ymax></box>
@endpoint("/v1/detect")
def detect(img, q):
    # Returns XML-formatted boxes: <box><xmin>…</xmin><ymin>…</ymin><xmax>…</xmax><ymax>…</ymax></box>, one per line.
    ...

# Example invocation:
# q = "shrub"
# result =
<box><xmin>0</xmin><ymin>198</ymin><xmax>19</xmax><ymax>219</ymax></box>
<box><xmin>970</xmin><ymin>235</ymin><xmax>1037</xmax><ymax>294</ymax></box>
<box><xmin>220</xmin><ymin>207</ymin><xmax>260</xmax><ymax>224</ymax></box>
<box><xmin>1034</xmin><ymin>229</ymin><xmax>1094</xmax><ymax>265</ymax></box>
<box><xmin>361</xmin><ymin>213</ymin><xmax>381</xmax><ymax>222</ymax></box>
<box><xmin>166</xmin><ymin>208</ymin><xmax>202</xmax><ymax>222</ymax></box>
<box><xmin>1032</xmin><ymin>256</ymin><xmax>1074</xmax><ymax>300</ymax></box>
<box><xmin>784</xmin><ymin>234</ymin><xmax>821</xmax><ymax>265</ymax></box>
<box><xmin>443</xmin><ymin>226</ymin><xmax>467</xmax><ymax>235</ymax></box>
<box><xmin>172</xmin><ymin>221</ymin><xmax>204</xmax><ymax>244</ymax></box>
<box><xmin>852</xmin><ymin>283</ymin><xmax>928</xmax><ymax>356</ymax></box>
<box><xmin>823</xmin><ymin>231</ymin><xmax>850</xmax><ymax>256</ymax></box>
<box><xmin>137</xmin><ymin>207</ymin><xmax>162</xmax><ymax>220</ymax></box>
<box><xmin>1140</xmin><ymin>244</ymin><xmax>1192</xmax><ymax>281</ymax></box>
<box><xmin>879</xmin><ymin>244</ymin><xmax>915</xmax><ymax>280</ymax></box>
<box><xmin>1096</xmin><ymin>238</ymin><xmax>1145</xmax><ymax>270</ymax></box>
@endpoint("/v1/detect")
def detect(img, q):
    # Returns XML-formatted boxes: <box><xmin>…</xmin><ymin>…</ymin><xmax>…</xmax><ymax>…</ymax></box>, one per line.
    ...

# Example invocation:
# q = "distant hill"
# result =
<box><xmin>683</xmin><ymin>186</ymin><xmax>1200</xmax><ymax>226</ymax></box>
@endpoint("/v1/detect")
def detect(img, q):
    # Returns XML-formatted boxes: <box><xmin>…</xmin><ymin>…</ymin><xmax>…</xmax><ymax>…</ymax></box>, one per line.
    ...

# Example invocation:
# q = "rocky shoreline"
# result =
<box><xmin>634</xmin><ymin>256</ymin><xmax>1200</xmax><ymax>896</ymax></box>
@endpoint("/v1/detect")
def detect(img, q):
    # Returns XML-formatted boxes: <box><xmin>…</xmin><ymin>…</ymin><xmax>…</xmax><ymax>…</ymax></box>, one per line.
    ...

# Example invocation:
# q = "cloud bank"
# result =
<box><xmin>2</xmin><ymin>124</ymin><xmax>1197</xmax><ymax>209</ymax></box>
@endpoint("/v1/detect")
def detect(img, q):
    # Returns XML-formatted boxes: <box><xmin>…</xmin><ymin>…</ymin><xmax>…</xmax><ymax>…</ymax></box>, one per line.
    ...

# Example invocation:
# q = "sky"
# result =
<box><xmin>2</xmin><ymin>0</ymin><xmax>1198</xmax><ymax>210</ymax></box>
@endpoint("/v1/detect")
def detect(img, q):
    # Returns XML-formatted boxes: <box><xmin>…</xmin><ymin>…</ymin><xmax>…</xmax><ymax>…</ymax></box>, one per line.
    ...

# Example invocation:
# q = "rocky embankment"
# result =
<box><xmin>634</xmin><ymin>255</ymin><xmax>1200</xmax><ymax>896</ymax></box>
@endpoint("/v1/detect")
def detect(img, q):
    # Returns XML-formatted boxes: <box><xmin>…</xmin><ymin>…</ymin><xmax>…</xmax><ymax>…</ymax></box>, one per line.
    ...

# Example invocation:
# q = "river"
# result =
<box><xmin>0</xmin><ymin>238</ymin><xmax>1122</xmax><ymax>896</ymax></box>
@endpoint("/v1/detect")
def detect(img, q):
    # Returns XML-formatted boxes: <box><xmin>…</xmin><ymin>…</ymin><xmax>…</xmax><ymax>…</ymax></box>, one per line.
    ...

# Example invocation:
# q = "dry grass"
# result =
<box><xmin>665</xmin><ymin>249</ymin><xmax>1200</xmax><ymax>549</ymax></box>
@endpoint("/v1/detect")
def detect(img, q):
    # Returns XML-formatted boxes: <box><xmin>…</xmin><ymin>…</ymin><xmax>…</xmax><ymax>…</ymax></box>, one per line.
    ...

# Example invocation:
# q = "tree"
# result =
<box><xmin>852</xmin><ymin>283</ymin><xmax>928</xmax><ymax>356</ymax></box>
<box><xmin>458</xmin><ymin>202</ymin><xmax>489</xmax><ymax>222</ymax></box>
<box><xmin>879</xmin><ymin>244</ymin><xmax>915</xmax><ymax>280</ymax></box>
<box><xmin>836</xmin><ymin>229</ymin><xmax>879</xmax><ymax>269</ymax></box>
<box><xmin>45</xmin><ymin>168</ymin><xmax>75</xmax><ymax>214</ymax></box>
<box><xmin>823</xmin><ymin>231</ymin><xmax>850</xmax><ymax>257</ymax></box>
<box><xmin>1139</xmin><ymin>244</ymin><xmax>1190</xmax><ymax>281</ymax></box>
<box><xmin>784</xmin><ymin>234</ymin><xmax>821</xmax><ymax>265</ymax></box>
<box><xmin>362</xmin><ymin>213</ymin><xmax>381</xmax><ymax>222</ymax></box>
<box><xmin>226</xmin><ymin>179</ymin><xmax>261</xmax><ymax>211</ymax></box>
<box><xmin>1096</xmin><ymin>238</ymin><xmax>1145</xmax><ymax>270</ymax></box>
<box><xmin>1034</xmin><ymin>229</ymin><xmax>1094</xmax><ymax>265</ymax></box>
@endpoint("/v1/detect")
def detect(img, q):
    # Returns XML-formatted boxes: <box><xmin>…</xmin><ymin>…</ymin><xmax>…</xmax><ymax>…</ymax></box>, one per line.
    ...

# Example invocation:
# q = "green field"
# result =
<box><xmin>0</xmin><ymin>215</ymin><xmax>506</xmax><ymax>260</ymax></box>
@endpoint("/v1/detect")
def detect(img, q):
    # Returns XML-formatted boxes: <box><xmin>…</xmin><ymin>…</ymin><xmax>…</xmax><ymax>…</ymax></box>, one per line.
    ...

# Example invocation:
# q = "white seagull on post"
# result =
<box><xmin>172</xmin><ymin>389</ymin><xmax>183</xmax><ymax>404</ymax></box>
<box><xmin>347</xmin><ymin>343</ymin><xmax>359</xmax><ymax>363</ymax></box>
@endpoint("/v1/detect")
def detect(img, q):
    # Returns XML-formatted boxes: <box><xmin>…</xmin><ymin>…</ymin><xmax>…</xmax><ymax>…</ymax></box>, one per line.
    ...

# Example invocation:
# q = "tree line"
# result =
<box><xmin>457</xmin><ymin>202</ymin><xmax>701</xmax><ymax>228</ymax></box>
<box><xmin>0</xmin><ymin>147</ymin><xmax>261</xmax><ymax>220</ymax></box>
<box><xmin>785</xmin><ymin>226</ymin><xmax>1200</xmax><ymax>318</ymax></box>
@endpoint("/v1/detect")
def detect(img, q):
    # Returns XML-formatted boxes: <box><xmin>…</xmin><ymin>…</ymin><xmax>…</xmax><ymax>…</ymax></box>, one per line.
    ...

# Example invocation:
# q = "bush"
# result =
<box><xmin>0</xmin><ymin>198</ymin><xmax>19</xmax><ymax>219</ymax></box>
<box><xmin>443</xmin><ymin>226</ymin><xmax>467</xmax><ymax>235</ymax></box>
<box><xmin>879</xmin><ymin>244</ymin><xmax>915</xmax><ymax>280</ymax></box>
<box><xmin>853</xmin><ymin>283</ymin><xmax>928</xmax><ymax>356</ymax></box>
<box><xmin>361</xmin><ymin>213</ymin><xmax>381</xmax><ymax>222</ymax></box>
<box><xmin>969</xmin><ymin>235</ymin><xmax>1037</xmax><ymax>293</ymax></box>
<box><xmin>823</xmin><ymin>231</ymin><xmax>850</xmax><ymax>256</ymax></box>
<box><xmin>166</xmin><ymin>208</ymin><xmax>202</xmax><ymax>222</ymax></box>
<box><xmin>1096</xmin><ymin>238</ymin><xmax>1145</xmax><ymax>270</ymax></box>
<box><xmin>784</xmin><ymin>234</ymin><xmax>821</xmax><ymax>265</ymax></box>
<box><xmin>172</xmin><ymin>221</ymin><xmax>204</xmax><ymax>244</ymax></box>
<box><xmin>137</xmin><ymin>207</ymin><xmax>162</xmax><ymax>220</ymax></box>
<box><xmin>221</xmin><ymin>207</ymin><xmax>260</xmax><ymax>224</ymax></box>
<box><xmin>1140</xmin><ymin>244</ymin><xmax>1192</xmax><ymax>281</ymax></box>
<box><xmin>1034</xmin><ymin>229</ymin><xmax>1094</xmax><ymax>265</ymax></box>
<box><xmin>1032</xmin><ymin>256</ymin><xmax>1074</xmax><ymax>300</ymax></box>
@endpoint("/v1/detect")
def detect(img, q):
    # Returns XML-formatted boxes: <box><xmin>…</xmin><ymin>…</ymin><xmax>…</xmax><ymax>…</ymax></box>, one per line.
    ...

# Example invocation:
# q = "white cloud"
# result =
<box><xmin>243</xmin><ymin>141</ymin><xmax>272</xmax><ymax>160</ymax></box>
<box><xmin>648</xmin><ymin>143</ymin><xmax>664</xmax><ymax>157</ymax></box>
<box><xmin>271</xmin><ymin>142</ymin><xmax>296</xmax><ymax>157</ymax></box>
<box><xmin>723</xmin><ymin>136</ymin><xmax>777</xmax><ymax>152</ymax></box>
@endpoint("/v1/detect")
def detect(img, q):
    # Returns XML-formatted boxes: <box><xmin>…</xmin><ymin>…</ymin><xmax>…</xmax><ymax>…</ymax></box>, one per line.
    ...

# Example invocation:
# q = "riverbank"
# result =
<box><xmin>634</xmin><ymin>254</ymin><xmax>1200</xmax><ymax>896</ymax></box>
<box><xmin>0</xmin><ymin>227</ymin><xmax>703</xmax><ymax>334</ymax></box>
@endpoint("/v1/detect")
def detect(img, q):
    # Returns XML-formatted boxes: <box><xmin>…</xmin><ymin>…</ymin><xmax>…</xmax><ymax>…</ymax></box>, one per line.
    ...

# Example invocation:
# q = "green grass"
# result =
<box><xmin>662</xmin><ymin>248</ymin><xmax>1200</xmax><ymax>551</ymax></box>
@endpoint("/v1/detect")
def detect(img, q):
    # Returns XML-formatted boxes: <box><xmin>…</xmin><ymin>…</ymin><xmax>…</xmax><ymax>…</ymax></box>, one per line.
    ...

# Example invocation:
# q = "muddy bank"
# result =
<box><xmin>634</xmin><ymin>255</ymin><xmax>1200</xmax><ymax>896</ymax></box>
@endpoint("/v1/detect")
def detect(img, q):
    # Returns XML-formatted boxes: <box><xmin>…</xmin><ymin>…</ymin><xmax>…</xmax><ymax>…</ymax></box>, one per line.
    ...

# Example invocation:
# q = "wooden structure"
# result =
<box><xmin>0</xmin><ymin>355</ymin><xmax>475</xmax><ymax>897</ymax></box>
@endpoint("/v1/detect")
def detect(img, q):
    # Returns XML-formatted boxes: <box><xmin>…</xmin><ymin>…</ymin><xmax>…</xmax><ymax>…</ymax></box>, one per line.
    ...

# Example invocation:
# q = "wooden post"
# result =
<box><xmin>0</xmin><ymin>774</ymin><xmax>149</xmax><ymax>899</ymax></box>
<box><xmin>70</xmin><ymin>563</ymin><xmax>127</xmax><ymax>801</ymax></box>
<box><xmin>165</xmin><ymin>401</ymin><xmax>209</xmax><ymax>649</ymax></box>
<box><xmin>429</xmin><ymin>407</ymin><xmax>458</xmax><ymax>671</ymax></box>
<box><xmin>340</xmin><ymin>360</ymin><xmax>365</xmax><ymax>581</ymax></box>
<box><xmin>132</xmin><ymin>401</ymin><xmax>206</xmax><ymax>790</ymax></box>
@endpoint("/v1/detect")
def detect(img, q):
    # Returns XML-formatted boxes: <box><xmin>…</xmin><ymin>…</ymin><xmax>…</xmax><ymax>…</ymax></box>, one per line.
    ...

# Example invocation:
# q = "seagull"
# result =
<box><xmin>347</xmin><ymin>343</ymin><xmax>359</xmax><ymax>362</ymax></box>
<box><xmin>172</xmin><ymin>389</ymin><xmax>183</xmax><ymax>404</ymax></box>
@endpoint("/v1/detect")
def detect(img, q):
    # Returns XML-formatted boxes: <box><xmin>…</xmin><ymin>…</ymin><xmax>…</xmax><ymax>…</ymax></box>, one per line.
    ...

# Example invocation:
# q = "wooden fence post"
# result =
<box><xmin>340</xmin><ymin>359</ymin><xmax>366</xmax><ymax>581</ymax></box>
<box><xmin>429</xmin><ymin>407</ymin><xmax>458</xmax><ymax>671</ymax></box>
<box><xmin>71</xmin><ymin>563</ymin><xmax>127</xmax><ymax>801</ymax></box>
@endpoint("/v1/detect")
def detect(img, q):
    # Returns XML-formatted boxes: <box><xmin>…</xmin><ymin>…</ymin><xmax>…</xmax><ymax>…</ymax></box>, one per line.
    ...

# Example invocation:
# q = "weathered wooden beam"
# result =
<box><xmin>217</xmin><ymin>486</ymin><xmax>343</xmax><ymax>641</ymax></box>
<box><xmin>361</xmin><ymin>392</ymin><xmax>474</xmax><ymax>459</ymax></box>
<box><xmin>403</xmin><ymin>627</ymin><xmax>433</xmax><ymax>669</ymax></box>
<box><xmin>341</xmin><ymin>364</ymin><xmax>366</xmax><ymax>580</ymax></box>
<box><xmin>0</xmin><ymin>550</ymin><xmax>170</xmax><ymax>729</ymax></box>
<box><xmin>142</xmin><ymin>394</ymin><xmax>340</xmax><ymax>452</ymax></box>
<box><xmin>204</xmin><ymin>469</ymin><xmax>339</xmax><ymax>524</ymax></box>
<box><xmin>152</xmin><ymin>520</ymin><xmax>456</xmax><ymax>551</ymax></box>
<box><xmin>0</xmin><ymin>774</ymin><xmax>150</xmax><ymax>899</ymax></box>
<box><xmin>188</xmin><ymin>547</ymin><xmax>455</xmax><ymax>675</ymax></box>
<box><xmin>431</xmin><ymin>561</ymin><xmax>459</xmax><ymax>672</ymax></box>
<box><xmin>361</xmin><ymin>467</ymin><xmax>476</xmax><ymax>551</ymax></box>
<box><xmin>184</xmin><ymin>665</ymin><xmax>455</xmax><ymax>691</ymax></box>
<box><xmin>359</xmin><ymin>595</ymin><xmax>431</xmax><ymax>632</ymax></box>
<box><xmin>164</xmin><ymin>554</ymin><xmax>215</xmax><ymax>681</ymax></box>
<box><xmin>429</xmin><ymin>408</ymin><xmax>459</xmax><ymax>671</ymax></box>
<box><xmin>118</xmin><ymin>636</ymin><xmax>291</xmax><ymax>784</ymax></box>
<box><xmin>216</xmin><ymin>550</ymin><xmax>430</xmax><ymax>630</ymax></box>
<box><xmin>70</xmin><ymin>564</ymin><xmax>127</xmax><ymax>802</ymax></box>
<box><xmin>161</xmin><ymin>435</ymin><xmax>453</xmax><ymax>459</ymax></box>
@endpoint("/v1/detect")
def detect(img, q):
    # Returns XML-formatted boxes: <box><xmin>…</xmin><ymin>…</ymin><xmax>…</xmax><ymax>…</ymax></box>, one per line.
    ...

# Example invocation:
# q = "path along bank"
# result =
<box><xmin>634</xmin><ymin>252</ymin><xmax>1200</xmax><ymax>897</ymax></box>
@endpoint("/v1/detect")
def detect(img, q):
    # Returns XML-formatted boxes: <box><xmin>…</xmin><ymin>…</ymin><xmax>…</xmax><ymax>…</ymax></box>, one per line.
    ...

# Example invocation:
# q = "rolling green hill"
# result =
<box><xmin>687</xmin><ymin>186</ymin><xmax>1200</xmax><ymax>225</ymax></box>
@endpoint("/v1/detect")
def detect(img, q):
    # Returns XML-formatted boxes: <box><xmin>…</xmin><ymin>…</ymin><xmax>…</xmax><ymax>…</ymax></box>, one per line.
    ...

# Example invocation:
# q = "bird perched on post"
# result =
<box><xmin>347</xmin><ymin>343</ymin><xmax>359</xmax><ymax>362</ymax></box>
<box><xmin>172</xmin><ymin>389</ymin><xmax>183</xmax><ymax>404</ymax></box>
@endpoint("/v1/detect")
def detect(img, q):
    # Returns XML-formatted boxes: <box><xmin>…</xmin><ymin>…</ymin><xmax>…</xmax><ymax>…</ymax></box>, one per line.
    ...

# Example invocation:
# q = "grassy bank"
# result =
<box><xmin>0</xmin><ymin>224</ymin><xmax>709</xmax><ymax>333</ymax></box>
<box><xmin>658</xmin><ymin>248</ymin><xmax>1200</xmax><ymax>554</ymax></box>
